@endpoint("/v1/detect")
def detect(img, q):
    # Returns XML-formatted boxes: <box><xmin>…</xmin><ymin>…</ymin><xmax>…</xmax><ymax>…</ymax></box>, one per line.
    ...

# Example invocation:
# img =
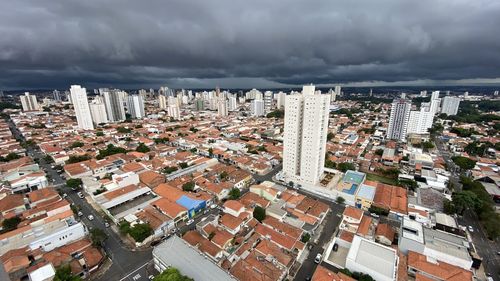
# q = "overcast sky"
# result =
<box><xmin>1</xmin><ymin>0</ymin><xmax>500</xmax><ymax>90</ymax></box>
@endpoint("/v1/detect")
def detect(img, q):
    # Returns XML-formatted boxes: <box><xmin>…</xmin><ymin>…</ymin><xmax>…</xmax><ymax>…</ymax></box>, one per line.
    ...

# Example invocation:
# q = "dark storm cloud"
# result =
<box><xmin>1</xmin><ymin>0</ymin><xmax>500</xmax><ymax>89</ymax></box>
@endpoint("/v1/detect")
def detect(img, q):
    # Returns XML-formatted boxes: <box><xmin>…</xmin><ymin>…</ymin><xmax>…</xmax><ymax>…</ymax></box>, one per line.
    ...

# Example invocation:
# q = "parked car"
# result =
<box><xmin>314</xmin><ymin>253</ymin><xmax>322</xmax><ymax>264</ymax></box>
<box><xmin>148</xmin><ymin>275</ymin><xmax>155</xmax><ymax>280</ymax></box>
<box><xmin>77</xmin><ymin>211</ymin><xmax>83</xmax><ymax>217</ymax></box>
<box><xmin>87</xmin><ymin>215</ymin><xmax>94</xmax><ymax>221</ymax></box>
<box><xmin>210</xmin><ymin>204</ymin><xmax>217</xmax><ymax>209</ymax></box>
<box><xmin>104</xmin><ymin>222</ymin><xmax>110</xmax><ymax>228</ymax></box>
<box><xmin>370</xmin><ymin>213</ymin><xmax>380</xmax><ymax>218</ymax></box>
<box><xmin>62</xmin><ymin>193</ymin><xmax>68</xmax><ymax>198</ymax></box>
<box><xmin>77</xmin><ymin>192</ymin><xmax>84</xmax><ymax>199</ymax></box>
<box><xmin>186</xmin><ymin>219</ymin><xmax>194</xmax><ymax>225</ymax></box>
<box><xmin>468</xmin><ymin>226</ymin><xmax>474</xmax><ymax>232</ymax></box>
<box><xmin>333</xmin><ymin>243</ymin><xmax>339</xmax><ymax>252</ymax></box>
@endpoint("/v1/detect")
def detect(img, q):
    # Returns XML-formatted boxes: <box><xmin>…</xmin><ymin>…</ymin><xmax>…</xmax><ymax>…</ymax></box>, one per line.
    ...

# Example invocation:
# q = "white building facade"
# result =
<box><xmin>441</xmin><ymin>96</ymin><xmax>461</xmax><ymax>116</ymax></box>
<box><xmin>283</xmin><ymin>85</ymin><xmax>330</xmax><ymax>185</ymax></box>
<box><xmin>20</xmin><ymin>92</ymin><xmax>40</xmax><ymax>111</ymax></box>
<box><xmin>89</xmin><ymin>96</ymin><xmax>108</xmax><ymax>125</ymax></box>
<box><xmin>127</xmin><ymin>94</ymin><xmax>145</xmax><ymax>119</ymax></box>
<box><xmin>70</xmin><ymin>85</ymin><xmax>94</xmax><ymax>130</ymax></box>
<box><xmin>387</xmin><ymin>98</ymin><xmax>411</xmax><ymax>141</ymax></box>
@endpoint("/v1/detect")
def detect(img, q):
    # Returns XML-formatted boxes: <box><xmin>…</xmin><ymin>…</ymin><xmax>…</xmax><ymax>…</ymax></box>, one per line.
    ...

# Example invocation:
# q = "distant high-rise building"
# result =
<box><xmin>102</xmin><ymin>89</ymin><xmax>126</xmax><ymax>122</ymax></box>
<box><xmin>263</xmin><ymin>91</ymin><xmax>274</xmax><ymax>113</ymax></box>
<box><xmin>494</xmin><ymin>90</ymin><xmax>499</xmax><ymax>96</ymax></box>
<box><xmin>430</xmin><ymin>91</ymin><xmax>441</xmax><ymax>115</ymax></box>
<box><xmin>0</xmin><ymin>91</ymin><xmax>4</xmax><ymax>98</ymax></box>
<box><xmin>334</xmin><ymin>85</ymin><xmax>341</xmax><ymax>101</ymax></box>
<box><xmin>251</xmin><ymin>99</ymin><xmax>265</xmax><ymax>117</ymax></box>
<box><xmin>127</xmin><ymin>95</ymin><xmax>145</xmax><ymax>119</ymax></box>
<box><xmin>228</xmin><ymin>96</ymin><xmax>238</xmax><ymax>111</ymax></box>
<box><xmin>441</xmin><ymin>96</ymin><xmax>461</xmax><ymax>116</ymax></box>
<box><xmin>53</xmin><ymin>90</ymin><xmax>61</xmax><ymax>102</ymax></box>
<box><xmin>283</xmin><ymin>85</ymin><xmax>330</xmax><ymax>185</ymax></box>
<box><xmin>159</xmin><ymin>95</ymin><xmax>168</xmax><ymax>109</ymax></box>
<box><xmin>89</xmin><ymin>96</ymin><xmax>108</xmax><ymax>125</ymax></box>
<box><xmin>20</xmin><ymin>92</ymin><xmax>40</xmax><ymax>111</ymax></box>
<box><xmin>167</xmin><ymin>96</ymin><xmax>180</xmax><ymax>119</ymax></box>
<box><xmin>195</xmin><ymin>99</ymin><xmax>204</xmax><ymax>111</ymax></box>
<box><xmin>420</xmin><ymin>91</ymin><xmax>427</xmax><ymax>97</ymax></box>
<box><xmin>277</xmin><ymin>91</ymin><xmax>286</xmax><ymax>109</ymax></box>
<box><xmin>464</xmin><ymin>91</ymin><xmax>469</xmax><ymax>98</ymax></box>
<box><xmin>217</xmin><ymin>98</ymin><xmax>228</xmax><ymax>116</ymax></box>
<box><xmin>70</xmin><ymin>85</ymin><xmax>94</xmax><ymax>130</ymax></box>
<box><xmin>387</xmin><ymin>98</ymin><xmax>411</xmax><ymax>141</ymax></box>
<box><xmin>408</xmin><ymin>107</ymin><xmax>434</xmax><ymax>135</ymax></box>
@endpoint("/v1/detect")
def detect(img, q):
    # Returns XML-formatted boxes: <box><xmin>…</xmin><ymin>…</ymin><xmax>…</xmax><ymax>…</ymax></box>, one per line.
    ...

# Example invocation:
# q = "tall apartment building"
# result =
<box><xmin>387</xmin><ymin>98</ymin><xmax>411</xmax><ymax>141</ymax></box>
<box><xmin>283</xmin><ymin>85</ymin><xmax>330</xmax><ymax>185</ymax></box>
<box><xmin>228</xmin><ymin>96</ymin><xmax>238</xmax><ymax>111</ymax></box>
<box><xmin>127</xmin><ymin>94</ymin><xmax>145</xmax><ymax>119</ymax></box>
<box><xmin>158</xmin><ymin>95</ymin><xmax>168</xmax><ymax>109</ymax></box>
<box><xmin>440</xmin><ymin>96</ymin><xmax>461</xmax><ymax>116</ymax></box>
<box><xmin>277</xmin><ymin>91</ymin><xmax>286</xmax><ymax>109</ymax></box>
<box><xmin>20</xmin><ymin>92</ymin><xmax>39</xmax><ymax>111</ymax></box>
<box><xmin>52</xmin><ymin>90</ymin><xmax>61</xmax><ymax>102</ymax></box>
<box><xmin>89</xmin><ymin>96</ymin><xmax>108</xmax><ymax>125</ymax></box>
<box><xmin>70</xmin><ymin>85</ymin><xmax>94</xmax><ymax>130</ymax></box>
<box><xmin>167</xmin><ymin>96</ymin><xmax>180</xmax><ymax>119</ymax></box>
<box><xmin>263</xmin><ymin>91</ymin><xmax>274</xmax><ymax>113</ymax></box>
<box><xmin>194</xmin><ymin>98</ymin><xmax>204</xmax><ymax>111</ymax></box>
<box><xmin>102</xmin><ymin>89</ymin><xmax>126</xmax><ymax>122</ymax></box>
<box><xmin>217</xmin><ymin>98</ymin><xmax>228</xmax><ymax>116</ymax></box>
<box><xmin>407</xmin><ymin>106</ymin><xmax>434</xmax><ymax>135</ymax></box>
<box><xmin>429</xmin><ymin>91</ymin><xmax>441</xmax><ymax>115</ymax></box>
<box><xmin>251</xmin><ymin>99</ymin><xmax>265</xmax><ymax>117</ymax></box>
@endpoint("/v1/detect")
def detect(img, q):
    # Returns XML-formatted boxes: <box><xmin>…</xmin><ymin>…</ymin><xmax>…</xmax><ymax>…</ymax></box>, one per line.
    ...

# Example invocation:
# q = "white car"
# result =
<box><xmin>87</xmin><ymin>215</ymin><xmax>94</xmax><ymax>221</ymax></box>
<box><xmin>77</xmin><ymin>192</ymin><xmax>84</xmax><ymax>199</ymax></box>
<box><xmin>468</xmin><ymin>226</ymin><xmax>474</xmax><ymax>232</ymax></box>
<box><xmin>314</xmin><ymin>253</ymin><xmax>322</xmax><ymax>264</ymax></box>
<box><xmin>77</xmin><ymin>211</ymin><xmax>83</xmax><ymax>217</ymax></box>
<box><xmin>210</xmin><ymin>204</ymin><xmax>217</xmax><ymax>209</ymax></box>
<box><xmin>186</xmin><ymin>219</ymin><xmax>194</xmax><ymax>225</ymax></box>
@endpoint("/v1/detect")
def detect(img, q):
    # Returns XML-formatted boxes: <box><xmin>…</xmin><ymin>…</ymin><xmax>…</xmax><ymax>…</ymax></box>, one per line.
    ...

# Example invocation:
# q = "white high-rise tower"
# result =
<box><xmin>441</xmin><ymin>96</ymin><xmax>461</xmax><ymax>116</ymax></box>
<box><xmin>283</xmin><ymin>85</ymin><xmax>330</xmax><ymax>185</ymax></box>
<box><xmin>127</xmin><ymin>95</ymin><xmax>145</xmax><ymax>119</ymax></box>
<box><xmin>20</xmin><ymin>92</ymin><xmax>39</xmax><ymax>111</ymax></box>
<box><xmin>387</xmin><ymin>98</ymin><xmax>411</xmax><ymax>141</ymax></box>
<box><xmin>70</xmin><ymin>85</ymin><xmax>94</xmax><ymax>130</ymax></box>
<box><xmin>89</xmin><ymin>96</ymin><xmax>108</xmax><ymax>125</ymax></box>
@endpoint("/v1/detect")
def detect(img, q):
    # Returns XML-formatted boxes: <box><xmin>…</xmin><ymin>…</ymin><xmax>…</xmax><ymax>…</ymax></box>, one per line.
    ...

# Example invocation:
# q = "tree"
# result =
<box><xmin>128</xmin><ymin>223</ymin><xmax>153</xmax><ymax>242</ymax></box>
<box><xmin>374</xmin><ymin>149</ymin><xmax>384</xmax><ymax>156</ymax></box>
<box><xmin>116</xmin><ymin>127</ymin><xmax>132</xmax><ymax>134</ymax></box>
<box><xmin>136</xmin><ymin>143</ymin><xmax>150</xmax><ymax>153</ymax></box>
<box><xmin>337</xmin><ymin>162</ymin><xmax>355</xmax><ymax>172</ymax></box>
<box><xmin>54</xmin><ymin>265</ymin><xmax>82</xmax><ymax>281</ymax></box>
<box><xmin>66</xmin><ymin>178</ymin><xmax>82</xmax><ymax>189</ymax></box>
<box><xmin>336</xmin><ymin>196</ymin><xmax>345</xmax><ymax>205</ymax></box>
<box><xmin>90</xmin><ymin>228</ymin><xmax>108</xmax><ymax>247</ymax></box>
<box><xmin>443</xmin><ymin>199</ymin><xmax>456</xmax><ymax>215</ymax></box>
<box><xmin>154</xmin><ymin>267</ymin><xmax>193</xmax><ymax>281</ymax></box>
<box><xmin>452</xmin><ymin>156</ymin><xmax>476</xmax><ymax>170</ymax></box>
<box><xmin>66</xmin><ymin>154</ymin><xmax>91</xmax><ymax>164</ymax></box>
<box><xmin>266</xmin><ymin>109</ymin><xmax>284</xmax><ymax>118</ymax></box>
<box><xmin>253</xmin><ymin>206</ymin><xmax>266</xmax><ymax>222</ymax></box>
<box><xmin>422</xmin><ymin>141</ymin><xmax>435</xmax><ymax>152</ymax></box>
<box><xmin>301</xmin><ymin>233</ymin><xmax>311</xmax><ymax>243</ymax></box>
<box><xmin>179</xmin><ymin>162</ymin><xmax>189</xmax><ymax>169</ymax></box>
<box><xmin>229</xmin><ymin>188</ymin><xmax>241</xmax><ymax>200</ymax></box>
<box><xmin>325</xmin><ymin>159</ymin><xmax>336</xmax><ymax>169</ymax></box>
<box><xmin>208</xmin><ymin>147</ymin><xmax>214</xmax><ymax>157</ymax></box>
<box><xmin>96</xmin><ymin>131</ymin><xmax>104</xmax><ymax>137</ymax></box>
<box><xmin>162</xmin><ymin>166</ymin><xmax>178</xmax><ymax>174</ymax></box>
<box><xmin>220</xmin><ymin>171</ymin><xmax>229</xmax><ymax>180</ymax></box>
<box><xmin>452</xmin><ymin>191</ymin><xmax>482</xmax><ymax>215</ymax></box>
<box><xmin>327</xmin><ymin>132</ymin><xmax>334</xmax><ymax>141</ymax></box>
<box><xmin>70</xmin><ymin>141</ymin><xmax>84</xmax><ymax>148</ymax></box>
<box><xmin>119</xmin><ymin>221</ymin><xmax>131</xmax><ymax>235</ymax></box>
<box><xmin>96</xmin><ymin>144</ymin><xmax>128</xmax><ymax>159</ymax></box>
<box><xmin>2</xmin><ymin>216</ymin><xmax>21</xmax><ymax>231</ymax></box>
<box><xmin>44</xmin><ymin>155</ymin><xmax>54</xmax><ymax>164</ymax></box>
<box><xmin>182</xmin><ymin>181</ymin><xmax>195</xmax><ymax>192</ymax></box>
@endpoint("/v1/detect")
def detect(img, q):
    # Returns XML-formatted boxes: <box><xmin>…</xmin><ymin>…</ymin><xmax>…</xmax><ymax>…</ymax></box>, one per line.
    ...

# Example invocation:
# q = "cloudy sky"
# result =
<box><xmin>1</xmin><ymin>0</ymin><xmax>500</xmax><ymax>90</ymax></box>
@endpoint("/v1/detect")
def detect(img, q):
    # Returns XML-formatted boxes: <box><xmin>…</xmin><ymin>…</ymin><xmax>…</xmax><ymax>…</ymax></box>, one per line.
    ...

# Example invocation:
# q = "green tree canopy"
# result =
<box><xmin>253</xmin><ymin>206</ymin><xmax>266</xmax><ymax>222</ymax></box>
<box><xmin>452</xmin><ymin>191</ymin><xmax>482</xmax><ymax>215</ymax></box>
<box><xmin>337</xmin><ymin>162</ymin><xmax>355</xmax><ymax>172</ymax></box>
<box><xmin>90</xmin><ymin>228</ymin><xmax>108</xmax><ymax>247</ymax></box>
<box><xmin>136</xmin><ymin>143</ymin><xmax>151</xmax><ymax>153</ymax></box>
<box><xmin>452</xmin><ymin>156</ymin><xmax>476</xmax><ymax>170</ymax></box>
<box><xmin>228</xmin><ymin>188</ymin><xmax>241</xmax><ymax>200</ymax></box>
<box><xmin>182</xmin><ymin>181</ymin><xmax>195</xmax><ymax>192</ymax></box>
<box><xmin>154</xmin><ymin>267</ymin><xmax>193</xmax><ymax>281</ymax></box>
<box><xmin>66</xmin><ymin>178</ymin><xmax>83</xmax><ymax>189</ymax></box>
<box><xmin>128</xmin><ymin>223</ymin><xmax>153</xmax><ymax>242</ymax></box>
<box><xmin>54</xmin><ymin>265</ymin><xmax>82</xmax><ymax>281</ymax></box>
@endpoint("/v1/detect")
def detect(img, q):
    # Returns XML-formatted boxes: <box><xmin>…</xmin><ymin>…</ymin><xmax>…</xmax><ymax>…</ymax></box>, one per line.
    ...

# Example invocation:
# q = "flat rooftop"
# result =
<box><xmin>153</xmin><ymin>236</ymin><xmax>236</xmax><ymax>281</ymax></box>
<box><xmin>347</xmin><ymin>235</ymin><xmax>397</xmax><ymax>280</ymax></box>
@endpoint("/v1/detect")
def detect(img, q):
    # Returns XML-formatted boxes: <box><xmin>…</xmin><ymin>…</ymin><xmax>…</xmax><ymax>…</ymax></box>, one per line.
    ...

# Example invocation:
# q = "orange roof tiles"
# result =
<box><xmin>343</xmin><ymin>206</ymin><xmax>363</xmax><ymax>220</ymax></box>
<box><xmin>373</xmin><ymin>182</ymin><xmax>408</xmax><ymax>215</ymax></box>
<box><xmin>151</xmin><ymin>198</ymin><xmax>186</xmax><ymax>218</ymax></box>
<box><xmin>223</xmin><ymin>200</ymin><xmax>244</xmax><ymax>212</ymax></box>
<box><xmin>312</xmin><ymin>265</ymin><xmax>356</xmax><ymax>281</ymax></box>
<box><xmin>408</xmin><ymin>251</ymin><xmax>473</xmax><ymax>281</ymax></box>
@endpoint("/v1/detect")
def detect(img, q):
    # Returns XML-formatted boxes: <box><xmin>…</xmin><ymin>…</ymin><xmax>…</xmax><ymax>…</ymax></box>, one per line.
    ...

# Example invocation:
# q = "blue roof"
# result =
<box><xmin>342</xmin><ymin>184</ymin><xmax>358</xmax><ymax>195</ymax></box>
<box><xmin>343</xmin><ymin>170</ymin><xmax>366</xmax><ymax>185</ymax></box>
<box><xmin>176</xmin><ymin>195</ymin><xmax>204</xmax><ymax>210</ymax></box>
<box><xmin>356</xmin><ymin>184</ymin><xmax>376</xmax><ymax>200</ymax></box>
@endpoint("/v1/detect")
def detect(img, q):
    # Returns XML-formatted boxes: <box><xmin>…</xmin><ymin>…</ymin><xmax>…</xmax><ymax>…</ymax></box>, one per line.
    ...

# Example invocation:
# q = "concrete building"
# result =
<box><xmin>70</xmin><ymin>85</ymin><xmax>94</xmax><ymax>130</ymax></box>
<box><xmin>346</xmin><ymin>235</ymin><xmax>398</xmax><ymax>281</ymax></box>
<box><xmin>20</xmin><ymin>92</ymin><xmax>39</xmax><ymax>112</ymax></box>
<box><xmin>398</xmin><ymin>217</ymin><xmax>472</xmax><ymax>270</ymax></box>
<box><xmin>430</xmin><ymin>91</ymin><xmax>441</xmax><ymax>115</ymax></box>
<box><xmin>89</xmin><ymin>96</ymin><xmax>108</xmax><ymax>125</ymax></box>
<box><xmin>217</xmin><ymin>98</ymin><xmax>228</xmax><ymax>116</ymax></box>
<box><xmin>276</xmin><ymin>91</ymin><xmax>286</xmax><ymax>109</ymax></box>
<box><xmin>283</xmin><ymin>85</ymin><xmax>330</xmax><ymax>185</ymax></box>
<box><xmin>250</xmin><ymin>99</ymin><xmax>265</xmax><ymax>117</ymax></box>
<box><xmin>153</xmin><ymin>236</ymin><xmax>236</xmax><ymax>281</ymax></box>
<box><xmin>52</xmin><ymin>90</ymin><xmax>61</xmax><ymax>102</ymax></box>
<box><xmin>387</xmin><ymin>98</ymin><xmax>411</xmax><ymax>141</ymax></box>
<box><xmin>102</xmin><ymin>89</ymin><xmax>126</xmax><ymax>122</ymax></box>
<box><xmin>441</xmin><ymin>96</ymin><xmax>461</xmax><ymax>116</ymax></box>
<box><xmin>127</xmin><ymin>94</ymin><xmax>145</xmax><ymax>119</ymax></box>
<box><xmin>228</xmin><ymin>96</ymin><xmax>237</xmax><ymax>111</ymax></box>
<box><xmin>407</xmin><ymin>106</ymin><xmax>434</xmax><ymax>135</ymax></box>
<box><xmin>263</xmin><ymin>91</ymin><xmax>274</xmax><ymax>113</ymax></box>
<box><xmin>158</xmin><ymin>94</ymin><xmax>168</xmax><ymax>109</ymax></box>
<box><xmin>167</xmin><ymin>96</ymin><xmax>181</xmax><ymax>119</ymax></box>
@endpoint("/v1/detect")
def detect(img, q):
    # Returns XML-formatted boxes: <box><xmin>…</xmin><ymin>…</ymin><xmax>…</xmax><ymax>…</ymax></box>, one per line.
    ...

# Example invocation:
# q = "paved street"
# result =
<box><xmin>293</xmin><ymin>198</ymin><xmax>345</xmax><ymax>281</ymax></box>
<box><xmin>434</xmin><ymin>136</ymin><xmax>462</xmax><ymax>191</ymax></box>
